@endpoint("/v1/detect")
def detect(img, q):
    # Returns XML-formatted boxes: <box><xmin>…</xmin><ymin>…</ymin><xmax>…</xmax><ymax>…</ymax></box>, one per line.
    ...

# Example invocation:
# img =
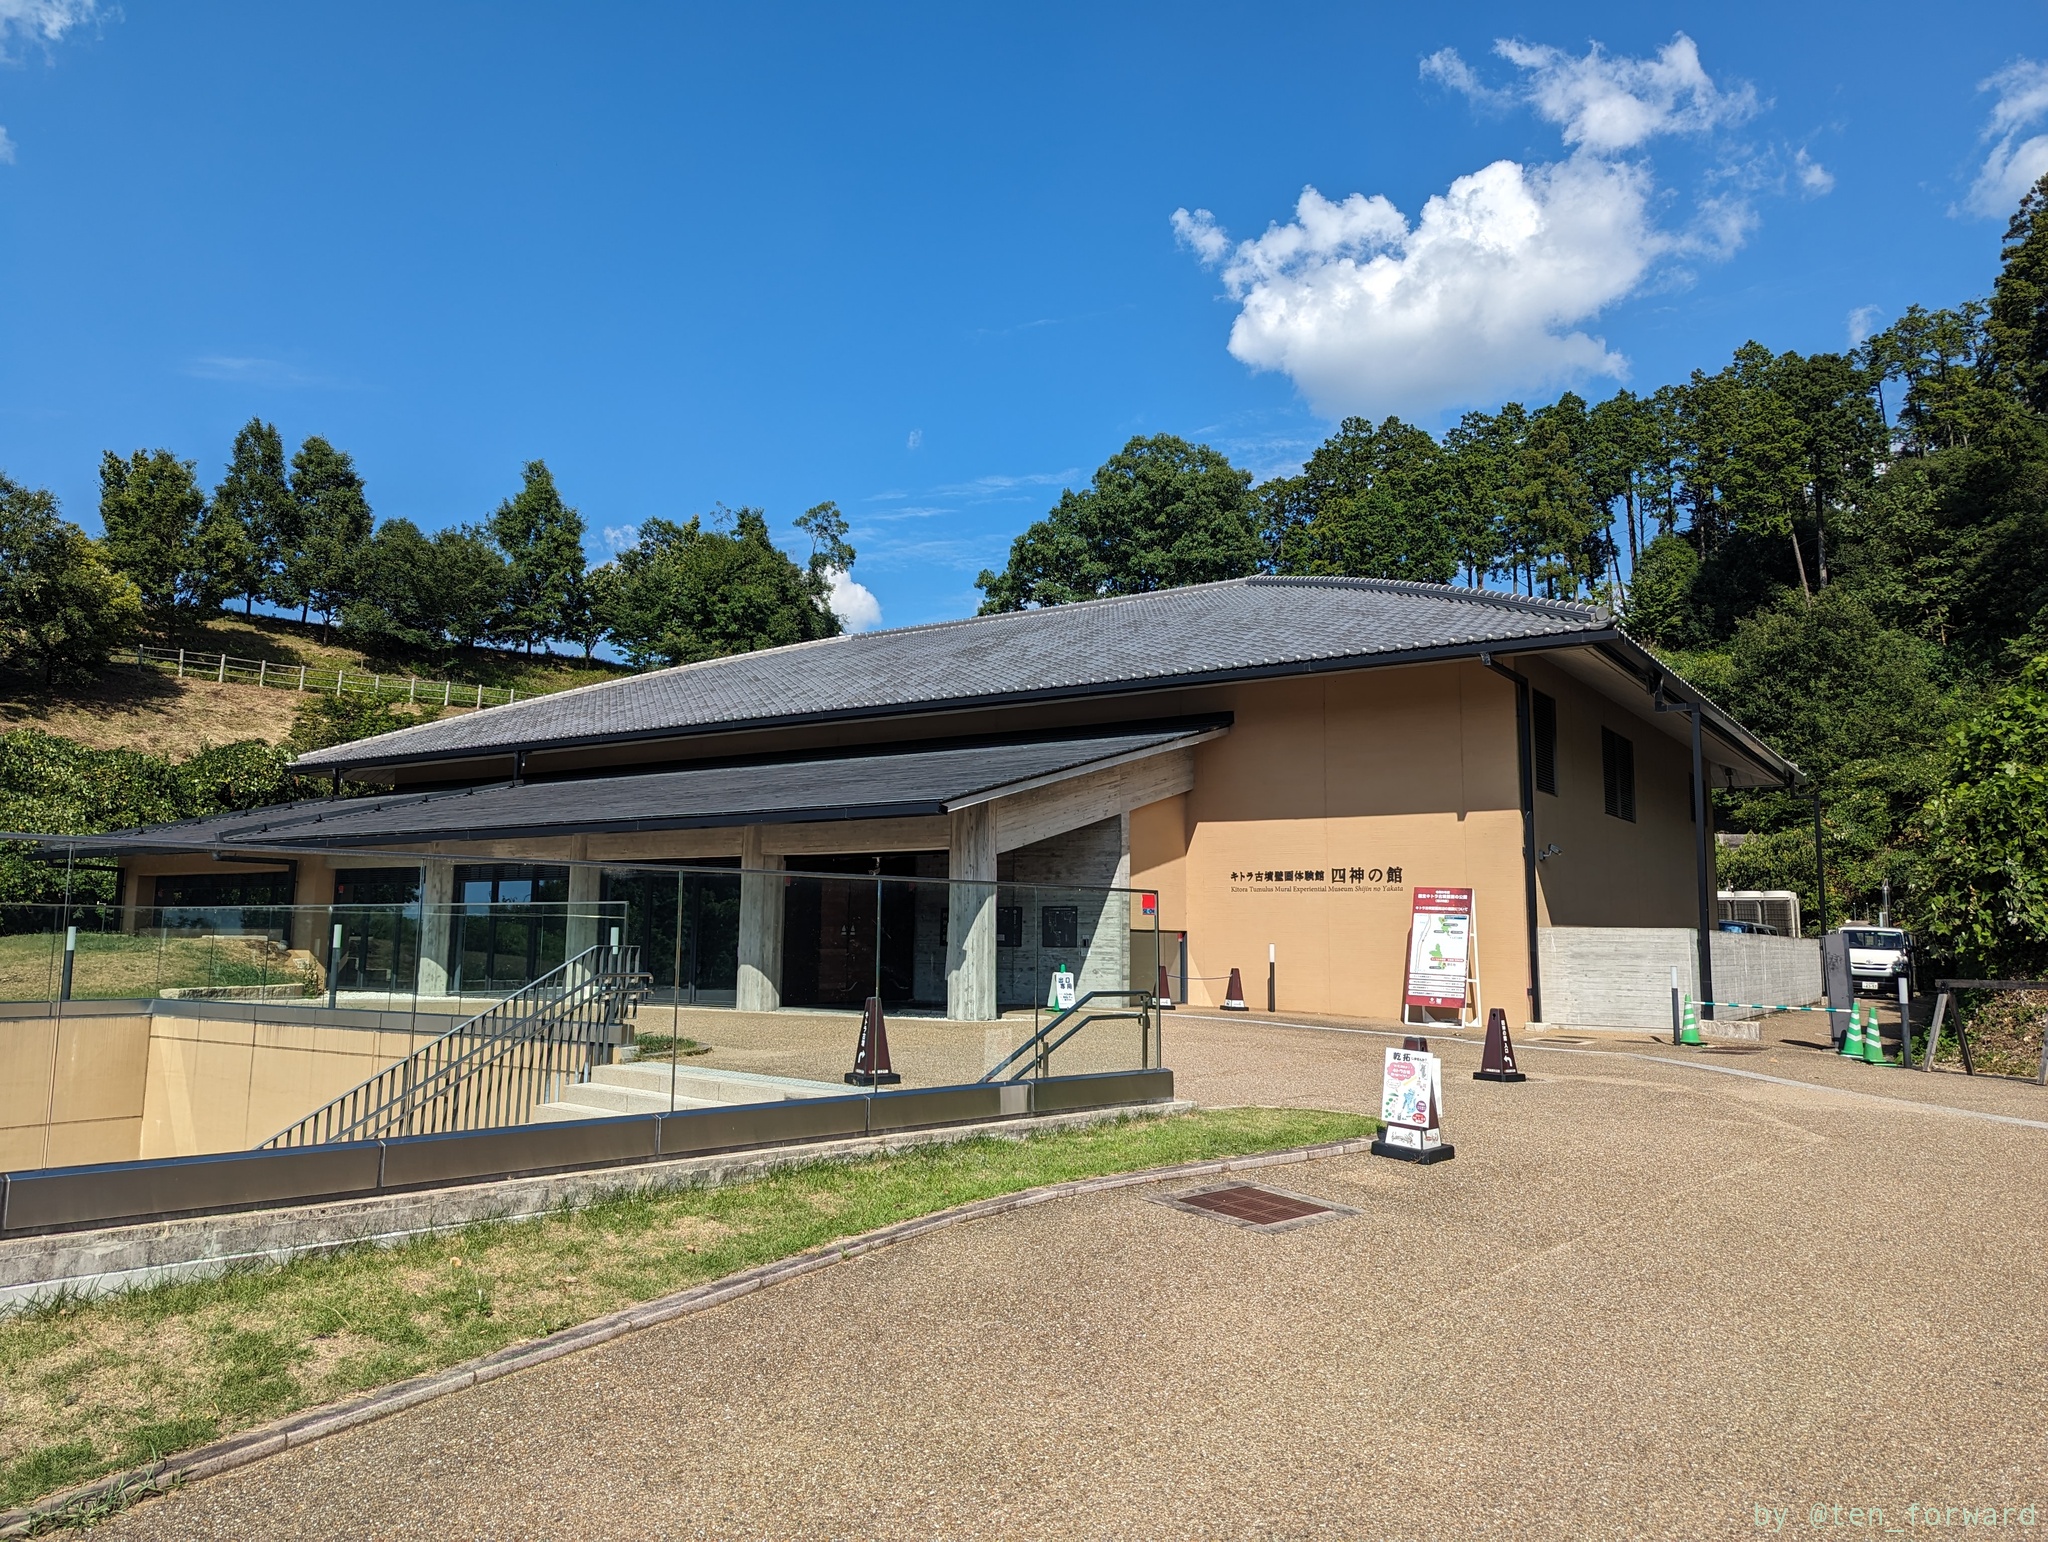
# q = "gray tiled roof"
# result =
<box><xmin>296</xmin><ymin>575</ymin><xmax>1610</xmax><ymax>771</ymax></box>
<box><xmin>106</xmin><ymin>727</ymin><xmax>1212</xmax><ymax>849</ymax></box>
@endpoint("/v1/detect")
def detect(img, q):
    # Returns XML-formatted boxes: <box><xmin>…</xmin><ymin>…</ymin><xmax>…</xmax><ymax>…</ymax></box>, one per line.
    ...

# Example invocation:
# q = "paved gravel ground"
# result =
<box><xmin>99</xmin><ymin>1017</ymin><xmax>2048</xmax><ymax>1541</ymax></box>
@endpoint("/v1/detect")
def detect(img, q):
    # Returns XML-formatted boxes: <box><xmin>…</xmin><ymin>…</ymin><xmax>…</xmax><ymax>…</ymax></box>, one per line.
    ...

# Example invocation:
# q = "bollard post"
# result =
<box><xmin>1267</xmin><ymin>943</ymin><xmax>1276</xmax><ymax>1013</ymax></box>
<box><xmin>1897</xmin><ymin>973</ymin><xmax>1910</xmax><ymax>1067</ymax></box>
<box><xmin>1671</xmin><ymin>966</ymin><xmax>1682</xmax><ymax>1046</ymax></box>
<box><xmin>60</xmin><ymin>925</ymin><xmax>76</xmax><ymax>1003</ymax></box>
<box><xmin>328</xmin><ymin>921</ymin><xmax>343</xmax><ymax>1010</ymax></box>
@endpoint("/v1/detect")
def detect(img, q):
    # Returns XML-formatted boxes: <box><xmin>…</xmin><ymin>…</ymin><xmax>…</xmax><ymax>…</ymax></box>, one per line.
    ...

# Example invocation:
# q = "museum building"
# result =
<box><xmin>111</xmin><ymin>575</ymin><xmax>1795</xmax><ymax>1028</ymax></box>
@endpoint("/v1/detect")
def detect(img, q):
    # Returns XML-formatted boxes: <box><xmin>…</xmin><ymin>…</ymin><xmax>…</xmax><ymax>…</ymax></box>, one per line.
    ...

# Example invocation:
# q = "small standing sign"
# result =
<box><xmin>1473</xmin><ymin>1007</ymin><xmax>1526</xmax><ymax>1083</ymax></box>
<box><xmin>845</xmin><ymin>996</ymin><xmax>902</xmax><ymax>1086</ymax></box>
<box><xmin>1371</xmin><ymin>1044</ymin><xmax>1456</xmax><ymax>1164</ymax></box>
<box><xmin>1047</xmin><ymin>967</ymin><xmax>1077</xmax><ymax>1011</ymax></box>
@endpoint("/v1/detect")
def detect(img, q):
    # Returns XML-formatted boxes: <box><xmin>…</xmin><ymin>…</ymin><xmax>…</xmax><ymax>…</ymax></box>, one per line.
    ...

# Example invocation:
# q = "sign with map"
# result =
<box><xmin>1404</xmin><ymin>887</ymin><xmax>1474</xmax><ymax>1012</ymax></box>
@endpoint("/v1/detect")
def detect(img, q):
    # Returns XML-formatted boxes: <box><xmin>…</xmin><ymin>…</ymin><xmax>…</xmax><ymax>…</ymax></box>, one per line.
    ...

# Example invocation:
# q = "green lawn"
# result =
<box><xmin>0</xmin><ymin>1107</ymin><xmax>1372</xmax><ymax>1515</ymax></box>
<box><xmin>0</xmin><ymin>931</ymin><xmax>314</xmax><ymax>1005</ymax></box>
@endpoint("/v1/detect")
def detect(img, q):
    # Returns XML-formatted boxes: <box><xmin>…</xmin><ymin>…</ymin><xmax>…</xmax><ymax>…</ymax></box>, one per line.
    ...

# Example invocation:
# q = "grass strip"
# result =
<box><xmin>0</xmin><ymin>1105</ymin><xmax>1370</xmax><ymax>1514</ymax></box>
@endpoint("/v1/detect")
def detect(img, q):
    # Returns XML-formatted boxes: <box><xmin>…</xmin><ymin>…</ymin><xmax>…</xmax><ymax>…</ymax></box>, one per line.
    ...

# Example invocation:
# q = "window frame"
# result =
<box><xmin>1601</xmin><ymin>726</ymin><xmax>1637</xmax><ymax>823</ymax></box>
<box><xmin>1532</xmin><ymin>690</ymin><xmax>1558</xmax><ymax>796</ymax></box>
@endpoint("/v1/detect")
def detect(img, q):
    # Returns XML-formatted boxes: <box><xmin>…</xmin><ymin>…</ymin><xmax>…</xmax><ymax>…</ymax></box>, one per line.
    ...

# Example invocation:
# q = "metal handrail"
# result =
<box><xmin>979</xmin><ymin>989</ymin><xmax>1158</xmax><ymax>1082</ymax></box>
<box><xmin>259</xmin><ymin>945</ymin><xmax>648</xmax><ymax>1148</ymax></box>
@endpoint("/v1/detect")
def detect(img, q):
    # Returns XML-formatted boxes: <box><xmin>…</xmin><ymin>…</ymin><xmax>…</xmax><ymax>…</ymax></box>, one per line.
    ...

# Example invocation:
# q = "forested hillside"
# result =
<box><xmin>975</xmin><ymin>176</ymin><xmax>2048</xmax><ymax>975</ymax></box>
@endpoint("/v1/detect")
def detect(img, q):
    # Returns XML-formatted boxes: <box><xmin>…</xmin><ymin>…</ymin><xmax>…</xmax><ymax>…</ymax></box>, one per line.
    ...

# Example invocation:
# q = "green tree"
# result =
<box><xmin>212</xmin><ymin>419</ymin><xmax>297</xmax><ymax>613</ymax></box>
<box><xmin>976</xmin><ymin>435</ymin><xmax>1259</xmax><ymax>611</ymax></box>
<box><xmin>97</xmin><ymin>448</ymin><xmax>205</xmax><ymax>629</ymax></box>
<box><xmin>1720</xmin><ymin>587</ymin><xmax>1948</xmax><ymax>780</ymax></box>
<box><xmin>490</xmin><ymin>460</ymin><xmax>587</xmax><ymax>653</ymax></box>
<box><xmin>345</xmin><ymin>518</ymin><xmax>445</xmax><ymax>655</ymax></box>
<box><xmin>1439</xmin><ymin>407</ymin><xmax>1520</xmax><ymax>585</ymax></box>
<box><xmin>1258</xmin><ymin>417</ymin><xmax>1455</xmax><ymax>583</ymax></box>
<box><xmin>597</xmin><ymin>508</ymin><xmax>838</xmax><ymax>667</ymax></box>
<box><xmin>795</xmin><ymin>500</ymin><xmax>857</xmax><ymax>578</ymax></box>
<box><xmin>433</xmin><ymin>526</ymin><xmax>513</xmax><ymax>649</ymax></box>
<box><xmin>287</xmin><ymin>694</ymin><xmax>441</xmax><ymax>755</ymax></box>
<box><xmin>0</xmin><ymin>475</ymin><xmax>143</xmax><ymax>689</ymax></box>
<box><xmin>1920</xmin><ymin>660</ymin><xmax>2048</xmax><ymax>975</ymax></box>
<box><xmin>288</xmin><ymin>437</ymin><xmax>373</xmax><ymax>639</ymax></box>
<box><xmin>1624</xmin><ymin>532</ymin><xmax>1704</xmax><ymax>648</ymax></box>
<box><xmin>1986</xmin><ymin>171</ymin><xmax>2048</xmax><ymax>415</ymax></box>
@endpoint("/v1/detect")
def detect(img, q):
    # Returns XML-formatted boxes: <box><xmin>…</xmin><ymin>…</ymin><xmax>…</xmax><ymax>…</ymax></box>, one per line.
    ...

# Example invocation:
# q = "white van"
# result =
<box><xmin>1840</xmin><ymin>926</ymin><xmax>1912</xmax><ymax>991</ymax></box>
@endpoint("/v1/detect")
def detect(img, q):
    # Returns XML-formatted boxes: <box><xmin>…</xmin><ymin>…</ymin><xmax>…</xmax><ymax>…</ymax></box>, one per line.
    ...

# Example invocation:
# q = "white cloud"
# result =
<box><xmin>0</xmin><ymin>0</ymin><xmax>97</xmax><ymax>165</ymax></box>
<box><xmin>1178</xmin><ymin>33</ymin><xmax>1767</xmax><ymax>420</ymax></box>
<box><xmin>905</xmin><ymin>428</ymin><xmax>922</xmax><ymax>450</ymax></box>
<box><xmin>185</xmin><ymin>355</ymin><xmax>336</xmax><ymax>388</ymax></box>
<box><xmin>602</xmin><ymin>524</ymin><xmax>639</xmax><ymax>553</ymax></box>
<box><xmin>825</xmin><ymin>568</ymin><xmax>881</xmax><ymax>632</ymax></box>
<box><xmin>1847</xmin><ymin>305</ymin><xmax>1884</xmax><ymax>346</ymax></box>
<box><xmin>1794</xmin><ymin>149</ymin><xmax>1835</xmax><ymax>198</ymax></box>
<box><xmin>0</xmin><ymin>0</ymin><xmax>95</xmax><ymax>51</ymax></box>
<box><xmin>1969</xmin><ymin>59</ymin><xmax>2048</xmax><ymax>219</ymax></box>
<box><xmin>1427</xmin><ymin>33</ymin><xmax>1756</xmax><ymax>152</ymax></box>
<box><xmin>1177</xmin><ymin>158</ymin><xmax>1663</xmax><ymax>419</ymax></box>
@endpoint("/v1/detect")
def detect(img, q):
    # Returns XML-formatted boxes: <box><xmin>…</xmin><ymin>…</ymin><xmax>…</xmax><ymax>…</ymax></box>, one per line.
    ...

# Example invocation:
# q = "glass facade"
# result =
<box><xmin>453</xmin><ymin>864</ymin><xmax>569</xmax><ymax>992</ymax></box>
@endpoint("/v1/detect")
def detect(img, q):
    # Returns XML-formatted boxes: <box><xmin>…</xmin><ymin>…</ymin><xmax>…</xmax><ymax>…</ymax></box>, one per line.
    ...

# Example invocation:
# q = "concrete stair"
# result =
<box><xmin>529</xmin><ymin>1061</ymin><xmax>848</xmax><ymax>1123</ymax></box>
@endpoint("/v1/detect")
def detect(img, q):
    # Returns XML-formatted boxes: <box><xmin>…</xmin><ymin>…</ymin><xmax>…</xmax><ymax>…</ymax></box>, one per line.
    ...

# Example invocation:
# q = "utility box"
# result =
<box><xmin>1821</xmin><ymin>931</ymin><xmax>1852</xmax><ymax>1046</ymax></box>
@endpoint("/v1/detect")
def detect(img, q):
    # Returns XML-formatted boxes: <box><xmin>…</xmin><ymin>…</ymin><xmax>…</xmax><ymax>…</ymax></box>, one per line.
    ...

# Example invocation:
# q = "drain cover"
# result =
<box><xmin>1156</xmin><ymin>1182</ymin><xmax>1357</xmax><ymax>1232</ymax></box>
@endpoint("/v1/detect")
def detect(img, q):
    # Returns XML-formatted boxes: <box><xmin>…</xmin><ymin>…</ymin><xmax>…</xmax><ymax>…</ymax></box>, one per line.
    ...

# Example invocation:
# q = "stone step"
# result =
<box><xmin>531</xmin><ymin>1084</ymin><xmax>725</xmax><ymax>1119</ymax></box>
<box><xmin>591</xmin><ymin>1061</ymin><xmax>847</xmax><ymax>1104</ymax></box>
<box><xmin>541</xmin><ymin>1081</ymin><xmax>729</xmax><ymax>1116</ymax></box>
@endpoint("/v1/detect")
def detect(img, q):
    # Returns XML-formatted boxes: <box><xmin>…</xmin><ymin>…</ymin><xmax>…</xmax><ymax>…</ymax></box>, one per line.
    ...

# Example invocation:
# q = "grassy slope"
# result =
<box><xmin>0</xmin><ymin>1108</ymin><xmax>1371</xmax><ymax>1512</ymax></box>
<box><xmin>0</xmin><ymin>614</ymin><xmax>634</xmax><ymax>755</ymax></box>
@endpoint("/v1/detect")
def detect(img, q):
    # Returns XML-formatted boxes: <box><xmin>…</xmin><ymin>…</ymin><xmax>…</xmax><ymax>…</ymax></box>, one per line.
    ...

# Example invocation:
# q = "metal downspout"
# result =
<box><xmin>1653</xmin><ymin>678</ymin><xmax>1716</xmax><ymax>1022</ymax></box>
<box><xmin>1481</xmin><ymin>655</ymin><xmax>1543</xmax><ymax>1024</ymax></box>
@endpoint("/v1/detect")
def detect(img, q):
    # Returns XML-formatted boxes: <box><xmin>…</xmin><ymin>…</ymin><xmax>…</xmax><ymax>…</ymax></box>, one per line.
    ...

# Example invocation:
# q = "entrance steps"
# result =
<box><xmin>530</xmin><ymin>1061</ymin><xmax>848</xmax><ymax>1122</ymax></box>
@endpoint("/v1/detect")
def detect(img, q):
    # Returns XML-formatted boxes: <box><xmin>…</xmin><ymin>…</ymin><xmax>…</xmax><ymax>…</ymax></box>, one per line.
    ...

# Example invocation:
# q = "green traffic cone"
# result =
<box><xmin>1840</xmin><ymin>1003</ymin><xmax>1866</xmax><ymax>1059</ymax></box>
<box><xmin>1861</xmin><ymin>1001</ymin><xmax>1887</xmax><ymax>1065</ymax></box>
<box><xmin>1679</xmin><ymin>993</ymin><xmax>1703</xmax><ymax>1046</ymax></box>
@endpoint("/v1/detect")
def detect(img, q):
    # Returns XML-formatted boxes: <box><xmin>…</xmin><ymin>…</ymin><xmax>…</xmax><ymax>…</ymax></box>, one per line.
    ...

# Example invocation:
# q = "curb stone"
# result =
<box><xmin>0</xmin><ymin>1134</ymin><xmax>1375</xmax><ymax>1536</ymax></box>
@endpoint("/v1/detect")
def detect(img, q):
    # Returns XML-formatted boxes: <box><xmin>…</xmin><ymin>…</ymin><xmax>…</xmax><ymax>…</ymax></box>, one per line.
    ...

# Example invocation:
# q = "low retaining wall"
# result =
<box><xmin>1538</xmin><ymin>927</ymin><xmax>1821</xmax><ymax>1032</ymax></box>
<box><xmin>0</xmin><ymin>1098</ymin><xmax>1188</xmax><ymax>1311</ymax></box>
<box><xmin>0</xmin><ymin>1068</ymin><xmax>1174</xmax><ymax>1239</ymax></box>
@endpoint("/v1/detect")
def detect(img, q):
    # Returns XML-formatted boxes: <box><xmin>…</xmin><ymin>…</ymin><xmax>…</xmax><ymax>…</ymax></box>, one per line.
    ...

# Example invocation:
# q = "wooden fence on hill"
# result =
<box><xmin>135</xmin><ymin>645</ymin><xmax>520</xmax><ymax>710</ymax></box>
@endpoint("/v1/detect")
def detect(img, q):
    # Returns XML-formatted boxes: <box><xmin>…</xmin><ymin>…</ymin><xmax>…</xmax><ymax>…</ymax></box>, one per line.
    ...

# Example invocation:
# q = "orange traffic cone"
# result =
<box><xmin>1221</xmin><ymin>968</ymin><xmax>1248</xmax><ymax>1011</ymax></box>
<box><xmin>845</xmin><ymin>996</ymin><xmax>902</xmax><ymax>1086</ymax></box>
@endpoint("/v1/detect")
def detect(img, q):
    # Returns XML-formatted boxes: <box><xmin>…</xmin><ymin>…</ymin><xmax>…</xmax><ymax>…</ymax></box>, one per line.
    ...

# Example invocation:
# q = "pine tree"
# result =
<box><xmin>212</xmin><ymin>419</ymin><xmax>297</xmax><ymax>613</ymax></box>
<box><xmin>288</xmin><ymin>437</ymin><xmax>373</xmax><ymax>640</ymax></box>
<box><xmin>1987</xmin><ymin>171</ymin><xmax>2048</xmax><ymax>415</ymax></box>
<box><xmin>489</xmin><ymin>460</ymin><xmax>587</xmax><ymax>653</ymax></box>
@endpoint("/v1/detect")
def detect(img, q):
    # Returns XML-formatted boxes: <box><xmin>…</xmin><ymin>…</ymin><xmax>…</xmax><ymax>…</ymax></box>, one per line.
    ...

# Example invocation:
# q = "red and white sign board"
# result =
<box><xmin>1404</xmin><ymin>887</ymin><xmax>1474</xmax><ymax>1012</ymax></box>
<box><xmin>1378</xmin><ymin>1045</ymin><xmax>1446</xmax><ymax>1152</ymax></box>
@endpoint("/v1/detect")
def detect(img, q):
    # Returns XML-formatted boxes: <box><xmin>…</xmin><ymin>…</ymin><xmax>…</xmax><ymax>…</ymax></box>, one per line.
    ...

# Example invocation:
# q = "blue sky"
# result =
<box><xmin>0</xmin><ymin>3</ymin><xmax>2043</xmax><ymax>633</ymax></box>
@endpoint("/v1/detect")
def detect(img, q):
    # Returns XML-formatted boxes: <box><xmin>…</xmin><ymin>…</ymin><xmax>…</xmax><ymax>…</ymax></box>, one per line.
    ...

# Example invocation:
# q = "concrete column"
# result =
<box><xmin>416</xmin><ymin>859</ymin><xmax>458</xmax><ymax>999</ymax></box>
<box><xmin>566</xmin><ymin>861</ymin><xmax>602</xmax><ymax>961</ymax></box>
<box><xmin>1079</xmin><ymin>814</ymin><xmax>1132</xmax><ymax>998</ymax></box>
<box><xmin>947</xmin><ymin>803</ymin><xmax>998</xmax><ymax>1022</ymax></box>
<box><xmin>736</xmin><ymin>825</ymin><xmax>784</xmax><ymax>1012</ymax></box>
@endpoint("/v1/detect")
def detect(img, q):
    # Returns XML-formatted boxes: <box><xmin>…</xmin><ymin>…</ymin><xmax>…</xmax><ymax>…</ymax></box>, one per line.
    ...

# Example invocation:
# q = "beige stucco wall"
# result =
<box><xmin>138</xmin><ymin>1016</ymin><xmax>426</xmax><ymax>1158</ymax></box>
<box><xmin>0</xmin><ymin>1013</ymin><xmax>151</xmax><ymax>1171</ymax></box>
<box><xmin>1515</xmin><ymin>656</ymin><xmax>1707</xmax><ymax>932</ymax></box>
<box><xmin>0</xmin><ymin>1009</ymin><xmax>425</xmax><ymax>1171</ymax></box>
<box><xmin>1130</xmin><ymin>658</ymin><xmax>1703</xmax><ymax>1028</ymax></box>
